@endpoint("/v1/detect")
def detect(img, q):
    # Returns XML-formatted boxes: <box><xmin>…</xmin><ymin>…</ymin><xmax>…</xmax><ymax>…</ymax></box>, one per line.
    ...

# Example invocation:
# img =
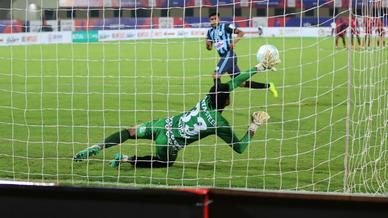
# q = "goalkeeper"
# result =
<box><xmin>73</xmin><ymin>54</ymin><xmax>279</xmax><ymax>168</ymax></box>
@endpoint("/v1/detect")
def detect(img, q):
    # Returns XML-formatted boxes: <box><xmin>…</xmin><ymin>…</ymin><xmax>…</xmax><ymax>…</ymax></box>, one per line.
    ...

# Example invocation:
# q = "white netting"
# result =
<box><xmin>0</xmin><ymin>0</ymin><xmax>386</xmax><ymax>194</ymax></box>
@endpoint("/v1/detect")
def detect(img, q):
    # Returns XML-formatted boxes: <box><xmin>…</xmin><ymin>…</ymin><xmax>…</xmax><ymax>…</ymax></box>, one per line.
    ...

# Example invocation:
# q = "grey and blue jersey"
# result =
<box><xmin>207</xmin><ymin>23</ymin><xmax>236</xmax><ymax>57</ymax></box>
<box><xmin>207</xmin><ymin>23</ymin><xmax>240</xmax><ymax>77</ymax></box>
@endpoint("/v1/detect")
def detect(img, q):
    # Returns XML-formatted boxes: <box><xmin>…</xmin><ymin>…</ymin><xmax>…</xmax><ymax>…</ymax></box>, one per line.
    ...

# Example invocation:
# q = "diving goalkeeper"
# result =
<box><xmin>73</xmin><ymin>54</ymin><xmax>279</xmax><ymax>168</ymax></box>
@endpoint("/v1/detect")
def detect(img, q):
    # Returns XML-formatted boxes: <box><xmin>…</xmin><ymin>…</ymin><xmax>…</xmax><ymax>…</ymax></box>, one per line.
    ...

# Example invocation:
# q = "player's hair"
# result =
<box><xmin>209</xmin><ymin>12</ymin><xmax>220</xmax><ymax>18</ymax></box>
<box><xmin>209</xmin><ymin>83</ymin><xmax>230</xmax><ymax>111</ymax></box>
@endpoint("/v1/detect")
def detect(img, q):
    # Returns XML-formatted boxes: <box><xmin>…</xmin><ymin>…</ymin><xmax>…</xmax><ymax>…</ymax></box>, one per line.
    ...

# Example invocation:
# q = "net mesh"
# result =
<box><xmin>0</xmin><ymin>0</ymin><xmax>386</xmax><ymax>194</ymax></box>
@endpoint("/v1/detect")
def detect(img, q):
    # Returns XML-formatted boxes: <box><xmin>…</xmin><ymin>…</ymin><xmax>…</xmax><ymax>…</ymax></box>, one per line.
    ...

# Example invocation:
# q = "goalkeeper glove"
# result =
<box><xmin>248</xmin><ymin>111</ymin><xmax>270</xmax><ymax>132</ymax></box>
<box><xmin>256</xmin><ymin>51</ymin><xmax>280</xmax><ymax>72</ymax></box>
<box><xmin>108</xmin><ymin>153</ymin><xmax>129</xmax><ymax>168</ymax></box>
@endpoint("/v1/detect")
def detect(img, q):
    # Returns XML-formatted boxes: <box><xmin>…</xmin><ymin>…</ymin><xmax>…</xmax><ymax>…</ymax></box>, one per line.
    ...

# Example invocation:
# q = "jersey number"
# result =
<box><xmin>180</xmin><ymin>103</ymin><xmax>208</xmax><ymax>138</ymax></box>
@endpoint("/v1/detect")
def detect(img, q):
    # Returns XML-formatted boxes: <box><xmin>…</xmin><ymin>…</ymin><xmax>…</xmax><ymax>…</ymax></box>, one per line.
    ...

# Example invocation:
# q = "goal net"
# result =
<box><xmin>0</xmin><ymin>0</ymin><xmax>386</xmax><ymax>194</ymax></box>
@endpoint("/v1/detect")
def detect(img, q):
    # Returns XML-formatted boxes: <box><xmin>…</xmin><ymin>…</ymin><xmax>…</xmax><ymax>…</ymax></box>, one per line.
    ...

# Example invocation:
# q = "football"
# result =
<box><xmin>256</xmin><ymin>44</ymin><xmax>280</xmax><ymax>64</ymax></box>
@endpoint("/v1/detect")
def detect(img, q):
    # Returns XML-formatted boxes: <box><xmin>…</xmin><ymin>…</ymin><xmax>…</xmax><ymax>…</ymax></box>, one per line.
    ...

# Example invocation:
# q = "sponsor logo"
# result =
<box><xmin>99</xmin><ymin>33</ymin><xmax>110</xmax><ymax>40</ymax></box>
<box><xmin>153</xmin><ymin>31</ymin><xmax>163</xmax><ymax>37</ymax></box>
<box><xmin>191</xmin><ymin>30</ymin><xmax>206</xmax><ymax>36</ymax></box>
<box><xmin>177</xmin><ymin>30</ymin><xmax>189</xmax><ymax>36</ymax></box>
<box><xmin>126</xmin><ymin>32</ymin><xmax>136</xmax><ymax>38</ymax></box>
<box><xmin>99</xmin><ymin>30</ymin><xmax>136</xmax><ymax>40</ymax></box>
<box><xmin>112</xmin><ymin>32</ymin><xmax>126</xmax><ymax>39</ymax></box>
<box><xmin>72</xmin><ymin>33</ymin><xmax>84</xmax><ymax>40</ymax></box>
<box><xmin>48</xmin><ymin>34</ymin><xmax>63</xmax><ymax>42</ymax></box>
<box><xmin>137</xmin><ymin>32</ymin><xmax>149</xmax><ymax>37</ymax></box>
<box><xmin>6</xmin><ymin>36</ymin><xmax>20</xmax><ymax>44</ymax></box>
<box><xmin>72</xmin><ymin>30</ymin><xmax>98</xmax><ymax>43</ymax></box>
<box><xmin>164</xmin><ymin>31</ymin><xmax>176</xmax><ymax>36</ymax></box>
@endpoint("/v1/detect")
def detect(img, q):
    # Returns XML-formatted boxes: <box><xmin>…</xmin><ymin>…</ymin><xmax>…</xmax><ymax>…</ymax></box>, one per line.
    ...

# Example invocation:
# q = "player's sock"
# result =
<box><xmin>73</xmin><ymin>129</ymin><xmax>131</xmax><ymax>161</ymax></box>
<box><xmin>103</xmin><ymin>129</ymin><xmax>131</xmax><ymax>148</ymax></box>
<box><xmin>244</xmin><ymin>81</ymin><xmax>269</xmax><ymax>89</ymax></box>
<box><xmin>128</xmin><ymin>155</ymin><xmax>174</xmax><ymax>168</ymax></box>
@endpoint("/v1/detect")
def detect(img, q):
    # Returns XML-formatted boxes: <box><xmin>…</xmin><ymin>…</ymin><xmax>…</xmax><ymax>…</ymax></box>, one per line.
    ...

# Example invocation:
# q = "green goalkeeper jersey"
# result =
<box><xmin>165</xmin><ymin>67</ymin><xmax>258</xmax><ymax>153</ymax></box>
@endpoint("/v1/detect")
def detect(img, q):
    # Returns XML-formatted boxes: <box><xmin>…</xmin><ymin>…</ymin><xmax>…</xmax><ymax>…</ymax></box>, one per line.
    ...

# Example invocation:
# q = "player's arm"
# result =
<box><xmin>225</xmin><ymin>24</ymin><xmax>244</xmax><ymax>49</ymax></box>
<box><xmin>206</xmin><ymin>30</ymin><xmax>213</xmax><ymax>51</ymax></box>
<box><xmin>217</xmin><ymin>121</ymin><xmax>252</xmax><ymax>154</ymax></box>
<box><xmin>217</xmin><ymin>112</ymin><xmax>270</xmax><ymax>154</ymax></box>
<box><xmin>206</xmin><ymin>40</ymin><xmax>213</xmax><ymax>50</ymax></box>
<box><xmin>230</xmin><ymin>27</ymin><xmax>245</xmax><ymax>49</ymax></box>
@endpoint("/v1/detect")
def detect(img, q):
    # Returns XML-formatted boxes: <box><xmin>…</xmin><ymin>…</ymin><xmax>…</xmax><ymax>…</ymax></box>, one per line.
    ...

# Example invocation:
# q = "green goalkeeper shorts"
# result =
<box><xmin>135</xmin><ymin>119</ymin><xmax>178</xmax><ymax>162</ymax></box>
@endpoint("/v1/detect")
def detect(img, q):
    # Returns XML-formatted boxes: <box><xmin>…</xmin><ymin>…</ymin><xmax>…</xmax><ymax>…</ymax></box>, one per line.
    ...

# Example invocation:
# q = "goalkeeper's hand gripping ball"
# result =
<box><xmin>256</xmin><ymin>44</ymin><xmax>280</xmax><ymax>71</ymax></box>
<box><xmin>248</xmin><ymin>111</ymin><xmax>270</xmax><ymax>132</ymax></box>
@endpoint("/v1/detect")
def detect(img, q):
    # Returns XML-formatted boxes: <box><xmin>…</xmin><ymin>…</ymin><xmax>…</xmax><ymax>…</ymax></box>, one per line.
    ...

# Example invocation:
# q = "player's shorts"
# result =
<box><xmin>135</xmin><ymin>119</ymin><xmax>179</xmax><ymax>162</ymax></box>
<box><xmin>215</xmin><ymin>51</ymin><xmax>240</xmax><ymax>78</ymax></box>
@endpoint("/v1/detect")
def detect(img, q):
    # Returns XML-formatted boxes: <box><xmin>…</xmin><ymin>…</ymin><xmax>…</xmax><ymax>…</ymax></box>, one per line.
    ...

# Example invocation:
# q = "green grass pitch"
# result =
<box><xmin>0</xmin><ymin>37</ymin><xmax>386</xmax><ymax>193</ymax></box>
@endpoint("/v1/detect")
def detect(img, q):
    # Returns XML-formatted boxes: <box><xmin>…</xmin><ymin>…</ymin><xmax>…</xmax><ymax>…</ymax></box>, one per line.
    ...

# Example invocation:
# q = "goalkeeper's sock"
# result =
<box><xmin>73</xmin><ymin>129</ymin><xmax>131</xmax><ymax>161</ymax></box>
<box><xmin>102</xmin><ymin>129</ymin><xmax>131</xmax><ymax>149</ymax></box>
<box><xmin>244</xmin><ymin>81</ymin><xmax>269</xmax><ymax>89</ymax></box>
<box><xmin>128</xmin><ymin>155</ymin><xmax>175</xmax><ymax>168</ymax></box>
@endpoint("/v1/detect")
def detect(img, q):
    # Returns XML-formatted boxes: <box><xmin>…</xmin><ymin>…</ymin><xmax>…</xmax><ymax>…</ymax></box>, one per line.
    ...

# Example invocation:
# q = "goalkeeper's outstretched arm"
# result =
<box><xmin>227</xmin><ymin>67</ymin><xmax>258</xmax><ymax>92</ymax></box>
<box><xmin>217</xmin><ymin>125</ymin><xmax>251</xmax><ymax>154</ymax></box>
<box><xmin>217</xmin><ymin>111</ymin><xmax>270</xmax><ymax>154</ymax></box>
<box><xmin>227</xmin><ymin>51</ymin><xmax>280</xmax><ymax>91</ymax></box>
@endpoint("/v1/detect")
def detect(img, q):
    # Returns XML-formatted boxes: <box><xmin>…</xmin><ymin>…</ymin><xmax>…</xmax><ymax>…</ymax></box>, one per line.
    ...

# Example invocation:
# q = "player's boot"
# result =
<box><xmin>269</xmin><ymin>82</ymin><xmax>278</xmax><ymax>98</ymax></box>
<box><xmin>109</xmin><ymin>153</ymin><xmax>129</xmax><ymax>168</ymax></box>
<box><xmin>73</xmin><ymin>144</ymin><xmax>101</xmax><ymax>161</ymax></box>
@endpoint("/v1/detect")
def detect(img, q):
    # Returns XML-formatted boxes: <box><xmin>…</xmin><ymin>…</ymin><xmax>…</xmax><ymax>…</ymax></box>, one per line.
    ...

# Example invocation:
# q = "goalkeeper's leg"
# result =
<box><xmin>73</xmin><ymin>129</ymin><xmax>132</xmax><ymax>161</ymax></box>
<box><xmin>109</xmin><ymin>154</ymin><xmax>175</xmax><ymax>168</ymax></box>
<box><xmin>129</xmin><ymin>143</ymin><xmax>178</xmax><ymax>168</ymax></box>
<box><xmin>132</xmin><ymin>155</ymin><xmax>175</xmax><ymax>168</ymax></box>
<box><xmin>109</xmin><ymin>137</ymin><xmax>178</xmax><ymax>168</ymax></box>
<box><xmin>126</xmin><ymin>136</ymin><xmax>178</xmax><ymax>168</ymax></box>
<box><xmin>109</xmin><ymin>145</ymin><xmax>178</xmax><ymax>168</ymax></box>
<box><xmin>73</xmin><ymin>120</ymin><xmax>160</xmax><ymax>161</ymax></box>
<box><xmin>230</xmin><ymin>57</ymin><xmax>278</xmax><ymax>97</ymax></box>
